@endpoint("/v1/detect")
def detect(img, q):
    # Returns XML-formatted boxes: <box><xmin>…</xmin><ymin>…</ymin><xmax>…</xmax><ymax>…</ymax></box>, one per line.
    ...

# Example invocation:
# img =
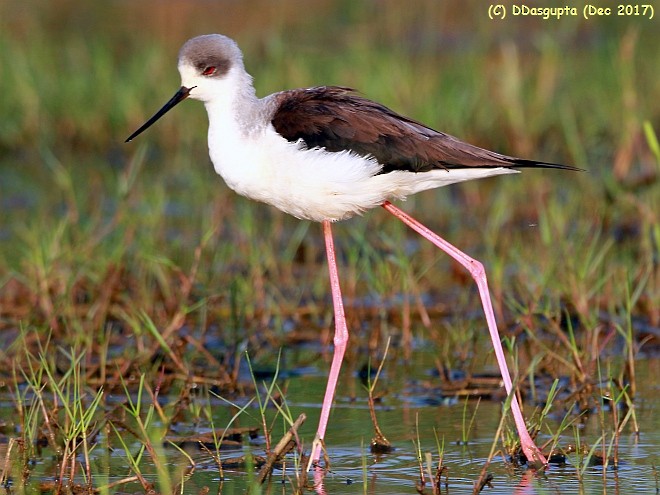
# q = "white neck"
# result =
<box><xmin>205</xmin><ymin>69</ymin><xmax>263</xmax><ymax>135</ymax></box>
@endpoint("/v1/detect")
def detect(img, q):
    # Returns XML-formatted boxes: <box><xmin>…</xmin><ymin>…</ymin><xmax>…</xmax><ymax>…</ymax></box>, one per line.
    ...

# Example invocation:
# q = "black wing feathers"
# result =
<box><xmin>270</xmin><ymin>86</ymin><xmax>579</xmax><ymax>173</ymax></box>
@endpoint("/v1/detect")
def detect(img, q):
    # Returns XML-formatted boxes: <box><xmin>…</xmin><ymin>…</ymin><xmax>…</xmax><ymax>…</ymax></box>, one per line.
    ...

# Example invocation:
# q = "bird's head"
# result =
<box><xmin>125</xmin><ymin>34</ymin><xmax>246</xmax><ymax>142</ymax></box>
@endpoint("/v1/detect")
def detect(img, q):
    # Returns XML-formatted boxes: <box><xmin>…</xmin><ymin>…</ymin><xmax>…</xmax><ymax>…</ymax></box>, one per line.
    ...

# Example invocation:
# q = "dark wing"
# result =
<box><xmin>270</xmin><ymin>86</ymin><xmax>580</xmax><ymax>173</ymax></box>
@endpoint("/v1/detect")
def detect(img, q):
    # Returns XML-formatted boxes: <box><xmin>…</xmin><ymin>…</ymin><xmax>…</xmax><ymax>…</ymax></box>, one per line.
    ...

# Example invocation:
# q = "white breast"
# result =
<box><xmin>207</xmin><ymin>114</ymin><xmax>517</xmax><ymax>222</ymax></box>
<box><xmin>208</xmin><ymin>122</ymin><xmax>394</xmax><ymax>221</ymax></box>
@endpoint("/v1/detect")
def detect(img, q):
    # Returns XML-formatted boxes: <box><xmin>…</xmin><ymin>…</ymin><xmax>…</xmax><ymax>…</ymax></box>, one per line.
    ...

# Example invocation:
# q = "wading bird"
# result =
<box><xmin>126</xmin><ymin>34</ymin><xmax>580</xmax><ymax>468</ymax></box>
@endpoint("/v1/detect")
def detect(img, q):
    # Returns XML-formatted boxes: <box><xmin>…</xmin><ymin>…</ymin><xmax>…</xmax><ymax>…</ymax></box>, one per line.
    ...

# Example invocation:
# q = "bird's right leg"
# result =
<box><xmin>382</xmin><ymin>201</ymin><xmax>547</xmax><ymax>468</ymax></box>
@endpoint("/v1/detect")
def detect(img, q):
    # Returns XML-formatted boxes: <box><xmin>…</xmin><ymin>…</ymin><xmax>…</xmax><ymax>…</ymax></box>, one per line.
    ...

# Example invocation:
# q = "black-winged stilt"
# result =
<box><xmin>127</xmin><ymin>34</ymin><xmax>580</xmax><ymax>468</ymax></box>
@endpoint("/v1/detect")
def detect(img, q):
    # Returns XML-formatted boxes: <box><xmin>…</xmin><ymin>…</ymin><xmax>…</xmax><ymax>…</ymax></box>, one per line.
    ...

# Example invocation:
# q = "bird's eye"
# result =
<box><xmin>202</xmin><ymin>66</ymin><xmax>216</xmax><ymax>76</ymax></box>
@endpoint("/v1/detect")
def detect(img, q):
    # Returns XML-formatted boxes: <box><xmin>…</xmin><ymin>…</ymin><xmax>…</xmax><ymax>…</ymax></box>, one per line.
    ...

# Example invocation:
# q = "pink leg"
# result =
<box><xmin>382</xmin><ymin>201</ymin><xmax>546</xmax><ymax>467</ymax></box>
<box><xmin>310</xmin><ymin>220</ymin><xmax>350</xmax><ymax>465</ymax></box>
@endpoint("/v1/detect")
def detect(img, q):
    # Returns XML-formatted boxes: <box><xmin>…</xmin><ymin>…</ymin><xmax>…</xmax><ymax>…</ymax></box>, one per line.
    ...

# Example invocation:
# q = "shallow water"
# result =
<box><xmin>234</xmin><ymin>348</ymin><xmax>659</xmax><ymax>494</ymax></box>
<box><xmin>2</xmin><ymin>337</ymin><xmax>656</xmax><ymax>494</ymax></box>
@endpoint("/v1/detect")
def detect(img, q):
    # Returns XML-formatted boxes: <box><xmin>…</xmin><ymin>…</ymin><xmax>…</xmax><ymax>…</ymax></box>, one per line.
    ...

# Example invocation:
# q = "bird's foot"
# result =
<box><xmin>306</xmin><ymin>435</ymin><xmax>327</xmax><ymax>472</ymax></box>
<box><xmin>522</xmin><ymin>443</ymin><xmax>548</xmax><ymax>471</ymax></box>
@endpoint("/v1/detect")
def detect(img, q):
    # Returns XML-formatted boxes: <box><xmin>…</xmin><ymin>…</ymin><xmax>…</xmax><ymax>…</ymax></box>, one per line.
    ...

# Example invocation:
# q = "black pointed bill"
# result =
<box><xmin>125</xmin><ymin>86</ymin><xmax>196</xmax><ymax>143</ymax></box>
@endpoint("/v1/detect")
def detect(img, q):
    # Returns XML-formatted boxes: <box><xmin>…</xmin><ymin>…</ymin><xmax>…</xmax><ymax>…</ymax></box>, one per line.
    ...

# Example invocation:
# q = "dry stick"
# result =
<box><xmin>413</xmin><ymin>413</ymin><xmax>426</xmax><ymax>490</ymax></box>
<box><xmin>256</xmin><ymin>413</ymin><xmax>306</xmax><ymax>484</ymax></box>
<box><xmin>57</xmin><ymin>446</ymin><xmax>68</xmax><ymax>494</ymax></box>
<box><xmin>37</xmin><ymin>393</ymin><xmax>60</xmax><ymax>455</ymax></box>
<box><xmin>182</xmin><ymin>334</ymin><xmax>224</xmax><ymax>371</ymax></box>
<box><xmin>83</xmin><ymin>431</ymin><xmax>93</xmax><ymax>494</ymax></box>
<box><xmin>421</xmin><ymin>453</ymin><xmax>436</xmax><ymax>495</ymax></box>
<box><xmin>103</xmin><ymin>475</ymin><xmax>142</xmax><ymax>490</ymax></box>
<box><xmin>368</xmin><ymin>394</ymin><xmax>391</xmax><ymax>451</ymax></box>
<box><xmin>612</xmin><ymin>394</ymin><xmax>620</xmax><ymax>470</ymax></box>
<box><xmin>368</xmin><ymin>337</ymin><xmax>392</xmax><ymax>451</ymax></box>
<box><xmin>69</xmin><ymin>441</ymin><xmax>80</xmax><ymax>487</ymax></box>
<box><xmin>0</xmin><ymin>438</ymin><xmax>15</xmax><ymax>487</ymax></box>
<box><xmin>68</xmin><ymin>440</ymin><xmax>78</xmax><ymax>488</ymax></box>
<box><xmin>143</xmin><ymin>371</ymin><xmax>168</xmax><ymax>423</ymax></box>
<box><xmin>198</xmin><ymin>442</ymin><xmax>223</xmax><ymax>479</ymax></box>
<box><xmin>472</xmin><ymin>410</ymin><xmax>507</xmax><ymax>495</ymax></box>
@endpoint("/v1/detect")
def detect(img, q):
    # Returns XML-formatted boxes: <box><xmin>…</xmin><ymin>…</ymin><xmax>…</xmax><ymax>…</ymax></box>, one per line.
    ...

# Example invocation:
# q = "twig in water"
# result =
<box><xmin>257</xmin><ymin>413</ymin><xmax>306</xmax><ymax>484</ymax></box>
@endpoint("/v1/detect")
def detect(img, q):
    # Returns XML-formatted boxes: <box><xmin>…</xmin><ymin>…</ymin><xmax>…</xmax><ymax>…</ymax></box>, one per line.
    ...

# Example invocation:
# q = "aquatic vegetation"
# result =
<box><xmin>0</xmin><ymin>1</ymin><xmax>658</xmax><ymax>493</ymax></box>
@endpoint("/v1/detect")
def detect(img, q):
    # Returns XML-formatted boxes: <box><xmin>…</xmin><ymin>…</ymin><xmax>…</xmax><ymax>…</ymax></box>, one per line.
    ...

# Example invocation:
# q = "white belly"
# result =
<box><xmin>208</xmin><ymin>125</ymin><xmax>517</xmax><ymax>222</ymax></box>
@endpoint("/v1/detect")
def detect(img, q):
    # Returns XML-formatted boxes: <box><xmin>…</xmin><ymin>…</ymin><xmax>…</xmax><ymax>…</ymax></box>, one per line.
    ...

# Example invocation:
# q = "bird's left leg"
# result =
<box><xmin>309</xmin><ymin>220</ymin><xmax>350</xmax><ymax>468</ymax></box>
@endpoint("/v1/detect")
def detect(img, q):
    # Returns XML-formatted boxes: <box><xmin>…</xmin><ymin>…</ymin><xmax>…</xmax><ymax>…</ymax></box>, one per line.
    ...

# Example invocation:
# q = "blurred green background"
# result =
<box><xmin>0</xmin><ymin>0</ymin><xmax>658</xmax><ymax>337</ymax></box>
<box><xmin>1</xmin><ymin>0</ymin><xmax>657</xmax><ymax>160</ymax></box>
